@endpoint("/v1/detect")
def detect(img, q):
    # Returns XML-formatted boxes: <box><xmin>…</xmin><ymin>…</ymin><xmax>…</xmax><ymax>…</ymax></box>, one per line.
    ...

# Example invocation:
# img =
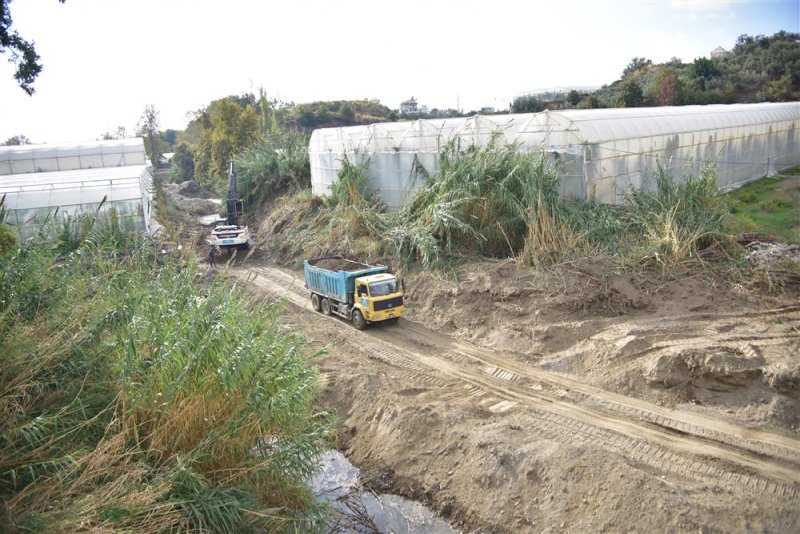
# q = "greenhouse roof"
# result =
<box><xmin>0</xmin><ymin>138</ymin><xmax>146</xmax><ymax>175</ymax></box>
<box><xmin>0</xmin><ymin>166</ymin><xmax>147</xmax><ymax>210</ymax></box>
<box><xmin>531</xmin><ymin>102</ymin><xmax>800</xmax><ymax>144</ymax></box>
<box><xmin>309</xmin><ymin>102</ymin><xmax>800</xmax><ymax>151</ymax></box>
<box><xmin>0</xmin><ymin>138</ymin><xmax>145</xmax><ymax>161</ymax></box>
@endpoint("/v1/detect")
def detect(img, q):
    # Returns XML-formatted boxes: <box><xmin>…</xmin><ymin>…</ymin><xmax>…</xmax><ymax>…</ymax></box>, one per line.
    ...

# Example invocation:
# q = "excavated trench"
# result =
<box><xmin>227</xmin><ymin>263</ymin><xmax>800</xmax><ymax>533</ymax></box>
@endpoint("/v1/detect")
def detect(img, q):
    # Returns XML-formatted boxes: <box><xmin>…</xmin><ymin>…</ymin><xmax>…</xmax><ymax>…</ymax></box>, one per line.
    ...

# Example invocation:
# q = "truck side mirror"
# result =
<box><xmin>401</xmin><ymin>278</ymin><xmax>406</xmax><ymax>291</ymax></box>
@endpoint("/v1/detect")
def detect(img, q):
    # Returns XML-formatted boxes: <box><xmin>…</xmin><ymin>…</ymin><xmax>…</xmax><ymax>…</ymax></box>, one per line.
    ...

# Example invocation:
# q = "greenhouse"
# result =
<box><xmin>0</xmin><ymin>139</ymin><xmax>153</xmax><ymax>240</ymax></box>
<box><xmin>309</xmin><ymin>102</ymin><xmax>799</xmax><ymax>207</ymax></box>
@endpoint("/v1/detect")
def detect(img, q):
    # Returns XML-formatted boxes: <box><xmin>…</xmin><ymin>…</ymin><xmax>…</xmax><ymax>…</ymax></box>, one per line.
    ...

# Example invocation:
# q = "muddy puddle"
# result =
<box><xmin>311</xmin><ymin>450</ymin><xmax>456</xmax><ymax>534</ymax></box>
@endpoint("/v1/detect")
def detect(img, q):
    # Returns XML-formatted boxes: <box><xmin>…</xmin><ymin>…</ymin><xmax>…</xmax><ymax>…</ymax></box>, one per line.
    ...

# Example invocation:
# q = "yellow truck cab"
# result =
<box><xmin>353</xmin><ymin>273</ymin><xmax>405</xmax><ymax>326</ymax></box>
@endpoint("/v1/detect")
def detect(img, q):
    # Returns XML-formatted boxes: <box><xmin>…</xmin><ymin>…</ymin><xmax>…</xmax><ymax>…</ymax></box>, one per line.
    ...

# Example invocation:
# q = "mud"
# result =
<box><xmin>311</xmin><ymin>450</ymin><xmax>455</xmax><ymax>533</ymax></box>
<box><xmin>161</xmin><ymin>183</ymin><xmax>800</xmax><ymax>532</ymax></box>
<box><xmin>232</xmin><ymin>263</ymin><xmax>800</xmax><ymax>533</ymax></box>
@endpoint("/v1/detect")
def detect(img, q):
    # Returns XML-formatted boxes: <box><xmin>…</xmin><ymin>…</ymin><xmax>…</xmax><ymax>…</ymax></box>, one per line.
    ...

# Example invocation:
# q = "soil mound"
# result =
<box><xmin>177</xmin><ymin>180</ymin><xmax>216</xmax><ymax>199</ymax></box>
<box><xmin>309</xmin><ymin>257</ymin><xmax>375</xmax><ymax>272</ymax></box>
<box><xmin>645</xmin><ymin>347</ymin><xmax>765</xmax><ymax>391</ymax></box>
<box><xmin>164</xmin><ymin>183</ymin><xmax>220</xmax><ymax>215</ymax></box>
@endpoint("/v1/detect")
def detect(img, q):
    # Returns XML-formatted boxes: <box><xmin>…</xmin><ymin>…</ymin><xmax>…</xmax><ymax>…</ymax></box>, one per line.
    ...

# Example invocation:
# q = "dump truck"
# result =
<box><xmin>303</xmin><ymin>256</ymin><xmax>405</xmax><ymax>329</ymax></box>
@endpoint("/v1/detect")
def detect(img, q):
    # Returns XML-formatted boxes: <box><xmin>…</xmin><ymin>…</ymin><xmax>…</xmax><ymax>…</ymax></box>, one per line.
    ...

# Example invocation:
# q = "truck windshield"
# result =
<box><xmin>369</xmin><ymin>280</ymin><xmax>398</xmax><ymax>297</ymax></box>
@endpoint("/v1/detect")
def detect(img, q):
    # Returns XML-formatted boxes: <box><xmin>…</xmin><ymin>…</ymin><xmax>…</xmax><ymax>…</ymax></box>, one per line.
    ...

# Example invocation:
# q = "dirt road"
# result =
<box><xmin>230</xmin><ymin>263</ymin><xmax>800</xmax><ymax>533</ymax></box>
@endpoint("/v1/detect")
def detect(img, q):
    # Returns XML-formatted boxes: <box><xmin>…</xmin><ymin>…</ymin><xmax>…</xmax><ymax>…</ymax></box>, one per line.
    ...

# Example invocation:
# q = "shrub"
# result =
<box><xmin>0</xmin><ymin>237</ymin><xmax>331</xmax><ymax>532</ymax></box>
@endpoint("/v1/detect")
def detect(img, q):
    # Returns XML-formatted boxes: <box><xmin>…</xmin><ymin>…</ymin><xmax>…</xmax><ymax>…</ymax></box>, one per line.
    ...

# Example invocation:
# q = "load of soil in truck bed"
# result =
<box><xmin>308</xmin><ymin>257</ymin><xmax>378</xmax><ymax>272</ymax></box>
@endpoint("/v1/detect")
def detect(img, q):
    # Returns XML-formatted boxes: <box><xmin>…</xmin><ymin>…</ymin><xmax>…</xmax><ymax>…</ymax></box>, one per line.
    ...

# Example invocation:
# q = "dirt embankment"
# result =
<box><xmin>405</xmin><ymin>258</ymin><xmax>800</xmax><ymax>432</ymax></box>
<box><xmin>164</xmin><ymin>181</ymin><xmax>800</xmax><ymax>533</ymax></box>
<box><xmin>234</xmin><ymin>263</ymin><xmax>800</xmax><ymax>534</ymax></box>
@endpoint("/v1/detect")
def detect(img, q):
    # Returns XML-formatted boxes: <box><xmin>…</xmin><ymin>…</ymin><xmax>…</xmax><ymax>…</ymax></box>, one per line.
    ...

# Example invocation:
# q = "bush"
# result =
<box><xmin>0</xmin><ymin>237</ymin><xmax>332</xmax><ymax>532</ymax></box>
<box><xmin>0</xmin><ymin>224</ymin><xmax>15</xmax><ymax>257</ymax></box>
<box><xmin>235</xmin><ymin>130</ymin><xmax>311</xmax><ymax>208</ymax></box>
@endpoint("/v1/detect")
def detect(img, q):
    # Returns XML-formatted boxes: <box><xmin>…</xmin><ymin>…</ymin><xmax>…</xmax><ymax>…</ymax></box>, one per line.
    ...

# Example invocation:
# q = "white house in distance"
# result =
<box><xmin>710</xmin><ymin>46</ymin><xmax>731</xmax><ymax>59</ymax></box>
<box><xmin>0</xmin><ymin>138</ymin><xmax>154</xmax><ymax>240</ymax></box>
<box><xmin>400</xmin><ymin>97</ymin><xmax>419</xmax><ymax>114</ymax></box>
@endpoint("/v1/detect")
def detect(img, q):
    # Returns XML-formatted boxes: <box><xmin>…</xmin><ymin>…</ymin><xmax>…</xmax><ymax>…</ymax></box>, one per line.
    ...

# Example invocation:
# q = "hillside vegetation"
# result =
<box><xmin>513</xmin><ymin>31</ymin><xmax>799</xmax><ymax>111</ymax></box>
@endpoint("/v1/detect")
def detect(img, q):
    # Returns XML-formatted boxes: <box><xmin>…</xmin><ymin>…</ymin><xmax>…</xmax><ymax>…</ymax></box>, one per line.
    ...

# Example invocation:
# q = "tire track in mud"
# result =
<box><xmin>393</xmin><ymin>321</ymin><xmax>800</xmax><ymax>469</ymax></box>
<box><xmin>236</xmin><ymin>265</ymin><xmax>800</xmax><ymax>501</ymax></box>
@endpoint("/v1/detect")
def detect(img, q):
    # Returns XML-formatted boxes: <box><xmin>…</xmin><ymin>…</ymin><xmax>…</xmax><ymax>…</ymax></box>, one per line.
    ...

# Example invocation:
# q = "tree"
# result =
<box><xmin>690</xmin><ymin>57</ymin><xmax>721</xmax><ymax>80</ymax></box>
<box><xmin>619</xmin><ymin>79</ymin><xmax>644</xmax><ymax>107</ymax></box>
<box><xmin>566</xmin><ymin>90</ymin><xmax>582</xmax><ymax>107</ymax></box>
<box><xmin>137</xmin><ymin>104</ymin><xmax>164</xmax><ymax>167</ymax></box>
<box><xmin>511</xmin><ymin>95</ymin><xmax>544</xmax><ymax>113</ymax></box>
<box><xmin>622</xmin><ymin>57</ymin><xmax>652</xmax><ymax>77</ymax></box>
<box><xmin>1</xmin><ymin>0</ymin><xmax>65</xmax><ymax>94</ymax></box>
<box><xmin>193</xmin><ymin>97</ymin><xmax>259</xmax><ymax>185</ymax></box>
<box><xmin>161</xmin><ymin>128</ymin><xmax>177</xmax><ymax>147</ymax></box>
<box><xmin>764</xmin><ymin>74</ymin><xmax>792</xmax><ymax>102</ymax></box>
<box><xmin>171</xmin><ymin>142</ymin><xmax>195</xmax><ymax>182</ymax></box>
<box><xmin>3</xmin><ymin>134</ymin><xmax>30</xmax><ymax>145</ymax></box>
<box><xmin>98</xmin><ymin>126</ymin><xmax>127</xmax><ymax>141</ymax></box>
<box><xmin>666</xmin><ymin>57</ymin><xmax>683</xmax><ymax>68</ymax></box>
<box><xmin>577</xmin><ymin>94</ymin><xmax>600</xmax><ymax>109</ymax></box>
<box><xmin>654</xmin><ymin>72</ymin><xmax>683</xmax><ymax>106</ymax></box>
<box><xmin>338</xmin><ymin>102</ymin><xmax>355</xmax><ymax>124</ymax></box>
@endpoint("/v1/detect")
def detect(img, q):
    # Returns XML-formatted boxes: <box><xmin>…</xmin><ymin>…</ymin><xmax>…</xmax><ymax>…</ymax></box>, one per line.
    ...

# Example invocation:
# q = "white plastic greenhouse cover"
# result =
<box><xmin>0</xmin><ymin>139</ymin><xmax>153</xmax><ymax>239</ymax></box>
<box><xmin>309</xmin><ymin>102</ymin><xmax>799</xmax><ymax>206</ymax></box>
<box><xmin>0</xmin><ymin>138</ymin><xmax>147</xmax><ymax>175</ymax></box>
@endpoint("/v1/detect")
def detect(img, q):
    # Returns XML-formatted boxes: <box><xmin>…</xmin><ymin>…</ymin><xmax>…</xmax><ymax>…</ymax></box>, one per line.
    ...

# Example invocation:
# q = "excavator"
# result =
<box><xmin>207</xmin><ymin>162</ymin><xmax>251</xmax><ymax>251</ymax></box>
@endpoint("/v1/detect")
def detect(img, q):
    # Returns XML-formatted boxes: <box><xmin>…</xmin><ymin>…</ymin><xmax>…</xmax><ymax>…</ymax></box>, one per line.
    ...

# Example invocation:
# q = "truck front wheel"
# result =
<box><xmin>321</xmin><ymin>298</ymin><xmax>331</xmax><ymax>316</ymax></box>
<box><xmin>311</xmin><ymin>294</ymin><xmax>321</xmax><ymax>312</ymax></box>
<box><xmin>352</xmin><ymin>309</ymin><xmax>366</xmax><ymax>330</ymax></box>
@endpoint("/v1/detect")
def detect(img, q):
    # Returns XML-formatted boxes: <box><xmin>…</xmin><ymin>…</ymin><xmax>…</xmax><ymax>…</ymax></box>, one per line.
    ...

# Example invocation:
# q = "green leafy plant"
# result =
<box><xmin>0</xmin><ymin>232</ymin><xmax>332</xmax><ymax>532</ymax></box>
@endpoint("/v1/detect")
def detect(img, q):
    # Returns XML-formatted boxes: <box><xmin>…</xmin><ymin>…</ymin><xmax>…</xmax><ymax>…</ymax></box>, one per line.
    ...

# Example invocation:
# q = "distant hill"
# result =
<box><xmin>513</xmin><ymin>31</ymin><xmax>800</xmax><ymax>111</ymax></box>
<box><xmin>289</xmin><ymin>100</ymin><xmax>395</xmax><ymax>131</ymax></box>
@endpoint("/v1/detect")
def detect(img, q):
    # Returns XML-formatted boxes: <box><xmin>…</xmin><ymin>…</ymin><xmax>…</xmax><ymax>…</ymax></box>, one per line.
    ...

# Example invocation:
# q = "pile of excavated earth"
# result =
<box><xmin>164</xmin><ymin>180</ymin><xmax>800</xmax><ymax>533</ymax></box>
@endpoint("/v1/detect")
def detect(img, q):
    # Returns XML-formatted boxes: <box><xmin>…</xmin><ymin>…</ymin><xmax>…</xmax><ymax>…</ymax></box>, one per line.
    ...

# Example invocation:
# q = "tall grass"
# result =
<box><xmin>235</xmin><ymin>130</ymin><xmax>311</xmax><ymax>208</ymax></box>
<box><xmin>385</xmin><ymin>137</ymin><xmax>578</xmax><ymax>268</ymax></box>
<box><xmin>0</xmin><ymin>224</ymin><xmax>332</xmax><ymax>532</ymax></box>
<box><xmin>568</xmin><ymin>163</ymin><xmax>731</xmax><ymax>269</ymax></box>
<box><xmin>260</xmin><ymin>140</ymin><xmax>731</xmax><ymax>275</ymax></box>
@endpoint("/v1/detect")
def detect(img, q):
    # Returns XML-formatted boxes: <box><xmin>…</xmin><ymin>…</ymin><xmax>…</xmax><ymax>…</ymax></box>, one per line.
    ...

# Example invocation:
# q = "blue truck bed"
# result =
<box><xmin>304</xmin><ymin>257</ymin><xmax>388</xmax><ymax>304</ymax></box>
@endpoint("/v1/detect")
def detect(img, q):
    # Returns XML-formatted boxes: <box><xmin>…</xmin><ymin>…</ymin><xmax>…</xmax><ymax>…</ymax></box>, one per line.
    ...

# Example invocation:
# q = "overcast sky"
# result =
<box><xmin>1</xmin><ymin>0</ymin><xmax>798</xmax><ymax>144</ymax></box>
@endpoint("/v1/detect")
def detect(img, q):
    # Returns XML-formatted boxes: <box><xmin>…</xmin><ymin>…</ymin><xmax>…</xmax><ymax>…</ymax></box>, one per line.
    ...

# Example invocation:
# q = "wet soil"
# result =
<box><xmin>233</xmin><ymin>263</ymin><xmax>800</xmax><ymax>534</ymax></box>
<box><xmin>162</xmin><ymin>182</ymin><xmax>800</xmax><ymax>533</ymax></box>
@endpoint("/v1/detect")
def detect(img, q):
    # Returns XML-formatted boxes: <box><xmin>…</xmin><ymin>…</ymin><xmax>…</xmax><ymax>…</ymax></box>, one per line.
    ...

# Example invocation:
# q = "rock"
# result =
<box><xmin>644</xmin><ymin>353</ymin><xmax>690</xmax><ymax>388</ymax></box>
<box><xmin>765</xmin><ymin>363</ymin><xmax>800</xmax><ymax>395</ymax></box>
<box><xmin>686</xmin><ymin>347</ymin><xmax>765</xmax><ymax>392</ymax></box>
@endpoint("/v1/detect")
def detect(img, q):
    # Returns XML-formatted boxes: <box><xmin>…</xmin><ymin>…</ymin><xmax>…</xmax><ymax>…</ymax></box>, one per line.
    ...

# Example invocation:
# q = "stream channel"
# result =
<box><xmin>311</xmin><ymin>450</ymin><xmax>457</xmax><ymax>533</ymax></box>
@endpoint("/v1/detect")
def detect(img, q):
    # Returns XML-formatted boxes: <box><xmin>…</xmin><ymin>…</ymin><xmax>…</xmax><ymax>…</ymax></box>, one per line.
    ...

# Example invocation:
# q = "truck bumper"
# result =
<box><xmin>366</xmin><ymin>306</ymin><xmax>405</xmax><ymax>322</ymax></box>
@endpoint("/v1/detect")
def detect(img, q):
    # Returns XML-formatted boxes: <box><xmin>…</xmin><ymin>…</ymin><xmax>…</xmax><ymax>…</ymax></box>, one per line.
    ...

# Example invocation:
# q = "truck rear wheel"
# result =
<box><xmin>352</xmin><ymin>309</ymin><xmax>366</xmax><ymax>330</ymax></box>
<box><xmin>311</xmin><ymin>294</ymin><xmax>321</xmax><ymax>312</ymax></box>
<box><xmin>321</xmin><ymin>298</ymin><xmax>331</xmax><ymax>316</ymax></box>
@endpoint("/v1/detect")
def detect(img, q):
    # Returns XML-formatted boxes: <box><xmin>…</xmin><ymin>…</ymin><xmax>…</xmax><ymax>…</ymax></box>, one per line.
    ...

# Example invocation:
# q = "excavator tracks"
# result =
<box><xmin>239</xmin><ymin>265</ymin><xmax>800</xmax><ymax>502</ymax></box>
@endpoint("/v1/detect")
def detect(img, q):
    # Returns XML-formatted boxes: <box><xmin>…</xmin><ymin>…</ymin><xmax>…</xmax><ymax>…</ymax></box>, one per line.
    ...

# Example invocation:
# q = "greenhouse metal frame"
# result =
<box><xmin>0</xmin><ymin>139</ymin><xmax>153</xmax><ymax>240</ymax></box>
<box><xmin>309</xmin><ymin>102</ymin><xmax>799</xmax><ymax>207</ymax></box>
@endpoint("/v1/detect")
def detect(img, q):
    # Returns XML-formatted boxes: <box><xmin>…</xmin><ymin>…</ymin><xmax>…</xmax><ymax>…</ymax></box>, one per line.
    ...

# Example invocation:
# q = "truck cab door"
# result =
<box><xmin>356</xmin><ymin>283</ymin><xmax>369</xmax><ymax>308</ymax></box>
